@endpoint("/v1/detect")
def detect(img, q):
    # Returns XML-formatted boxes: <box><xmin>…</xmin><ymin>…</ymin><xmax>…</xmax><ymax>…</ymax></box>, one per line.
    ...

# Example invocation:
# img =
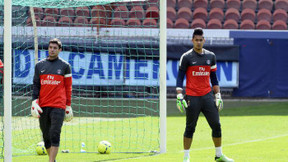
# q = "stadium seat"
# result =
<box><xmin>114</xmin><ymin>6</ymin><xmax>129</xmax><ymax>19</ymax></box>
<box><xmin>273</xmin><ymin>9</ymin><xmax>288</xmax><ymax>22</ymax></box>
<box><xmin>256</xmin><ymin>20</ymin><xmax>271</xmax><ymax>30</ymax></box>
<box><xmin>210</xmin><ymin>0</ymin><xmax>225</xmax><ymax>9</ymax></box>
<box><xmin>258</xmin><ymin>0</ymin><xmax>273</xmax><ymax>11</ymax></box>
<box><xmin>242</xmin><ymin>0</ymin><xmax>257</xmax><ymax>10</ymax></box>
<box><xmin>146</xmin><ymin>6</ymin><xmax>159</xmax><ymax>19</ymax></box>
<box><xmin>223</xmin><ymin>19</ymin><xmax>238</xmax><ymax>29</ymax></box>
<box><xmin>58</xmin><ymin>16</ymin><xmax>73</xmax><ymax>26</ymax></box>
<box><xmin>167</xmin><ymin>18</ymin><xmax>174</xmax><ymax>28</ymax></box>
<box><xmin>226</xmin><ymin>0</ymin><xmax>241</xmax><ymax>10</ymax></box>
<box><xmin>74</xmin><ymin>16</ymin><xmax>89</xmax><ymax>26</ymax></box>
<box><xmin>126</xmin><ymin>18</ymin><xmax>141</xmax><ymax>27</ymax></box>
<box><xmin>178</xmin><ymin>0</ymin><xmax>193</xmax><ymax>9</ymax></box>
<box><xmin>272</xmin><ymin>20</ymin><xmax>287</xmax><ymax>30</ymax></box>
<box><xmin>44</xmin><ymin>8</ymin><xmax>59</xmax><ymax>19</ymax></box>
<box><xmin>41</xmin><ymin>16</ymin><xmax>57</xmax><ymax>26</ymax></box>
<box><xmin>26</xmin><ymin>16</ymin><xmax>41</xmax><ymax>26</ymax></box>
<box><xmin>241</xmin><ymin>8</ymin><xmax>256</xmax><ymax>22</ymax></box>
<box><xmin>167</xmin><ymin>0</ymin><xmax>176</xmax><ymax>8</ymax></box>
<box><xmin>240</xmin><ymin>19</ymin><xmax>255</xmax><ymax>29</ymax></box>
<box><xmin>142</xmin><ymin>18</ymin><xmax>158</xmax><ymax>28</ymax></box>
<box><xmin>174</xmin><ymin>18</ymin><xmax>189</xmax><ymax>28</ymax></box>
<box><xmin>90</xmin><ymin>17</ymin><xmax>107</xmax><ymax>27</ymax></box>
<box><xmin>194</xmin><ymin>0</ymin><xmax>208</xmax><ymax>9</ymax></box>
<box><xmin>257</xmin><ymin>9</ymin><xmax>272</xmax><ymax>22</ymax></box>
<box><xmin>193</xmin><ymin>8</ymin><xmax>208</xmax><ymax>22</ymax></box>
<box><xmin>167</xmin><ymin>7</ymin><xmax>177</xmax><ymax>21</ymax></box>
<box><xmin>76</xmin><ymin>7</ymin><xmax>90</xmax><ymax>17</ymax></box>
<box><xmin>177</xmin><ymin>7</ymin><xmax>192</xmax><ymax>21</ymax></box>
<box><xmin>191</xmin><ymin>18</ymin><xmax>206</xmax><ymax>28</ymax></box>
<box><xmin>207</xmin><ymin>19</ymin><xmax>222</xmax><ymax>29</ymax></box>
<box><xmin>209</xmin><ymin>8</ymin><xmax>224</xmax><ymax>22</ymax></box>
<box><xmin>145</xmin><ymin>0</ymin><xmax>158</xmax><ymax>9</ymax></box>
<box><xmin>60</xmin><ymin>8</ymin><xmax>75</xmax><ymax>18</ymax></box>
<box><xmin>31</xmin><ymin>7</ymin><xmax>44</xmax><ymax>19</ymax></box>
<box><xmin>110</xmin><ymin>18</ymin><xmax>125</xmax><ymax>27</ymax></box>
<box><xmin>275</xmin><ymin>0</ymin><xmax>288</xmax><ymax>11</ymax></box>
<box><xmin>91</xmin><ymin>6</ymin><xmax>111</xmax><ymax>19</ymax></box>
<box><xmin>225</xmin><ymin>8</ymin><xmax>240</xmax><ymax>22</ymax></box>
<box><xmin>129</xmin><ymin>6</ymin><xmax>145</xmax><ymax>19</ymax></box>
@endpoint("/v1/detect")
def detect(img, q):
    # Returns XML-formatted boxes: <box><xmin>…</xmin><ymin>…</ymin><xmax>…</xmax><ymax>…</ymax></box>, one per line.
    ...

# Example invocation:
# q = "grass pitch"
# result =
<box><xmin>9</xmin><ymin>101</ymin><xmax>288</xmax><ymax>162</ymax></box>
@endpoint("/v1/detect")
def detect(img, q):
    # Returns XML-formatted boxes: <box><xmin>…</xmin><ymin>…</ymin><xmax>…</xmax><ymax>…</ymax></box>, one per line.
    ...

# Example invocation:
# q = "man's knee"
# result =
<box><xmin>212</xmin><ymin>123</ymin><xmax>222</xmax><ymax>137</ymax></box>
<box><xmin>50</xmin><ymin>130</ymin><xmax>61</xmax><ymax>147</ymax></box>
<box><xmin>184</xmin><ymin>127</ymin><xmax>195</xmax><ymax>138</ymax></box>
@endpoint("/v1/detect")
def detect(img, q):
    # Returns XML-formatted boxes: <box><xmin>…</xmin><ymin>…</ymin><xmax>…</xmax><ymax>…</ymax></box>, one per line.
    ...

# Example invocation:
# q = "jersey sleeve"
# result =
<box><xmin>64</xmin><ymin>64</ymin><xmax>72</xmax><ymax>106</ymax></box>
<box><xmin>179</xmin><ymin>54</ymin><xmax>189</xmax><ymax>71</ymax></box>
<box><xmin>32</xmin><ymin>63</ymin><xmax>40</xmax><ymax>100</ymax></box>
<box><xmin>210</xmin><ymin>54</ymin><xmax>217</xmax><ymax>72</ymax></box>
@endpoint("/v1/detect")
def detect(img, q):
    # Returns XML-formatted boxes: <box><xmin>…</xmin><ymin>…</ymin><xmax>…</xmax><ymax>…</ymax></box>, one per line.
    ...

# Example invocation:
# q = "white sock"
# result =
<box><xmin>215</xmin><ymin>146</ymin><xmax>223</xmax><ymax>157</ymax></box>
<box><xmin>184</xmin><ymin>149</ymin><xmax>190</xmax><ymax>157</ymax></box>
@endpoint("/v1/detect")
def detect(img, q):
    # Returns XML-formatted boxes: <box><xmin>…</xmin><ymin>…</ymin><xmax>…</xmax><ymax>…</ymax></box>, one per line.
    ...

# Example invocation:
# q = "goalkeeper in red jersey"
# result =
<box><xmin>31</xmin><ymin>38</ymin><xmax>73</xmax><ymax>162</ymax></box>
<box><xmin>176</xmin><ymin>28</ymin><xmax>234</xmax><ymax>162</ymax></box>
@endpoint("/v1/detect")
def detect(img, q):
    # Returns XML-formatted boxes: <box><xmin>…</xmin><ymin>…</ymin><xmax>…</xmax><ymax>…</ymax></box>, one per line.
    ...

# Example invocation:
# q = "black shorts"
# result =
<box><xmin>39</xmin><ymin>107</ymin><xmax>65</xmax><ymax>148</ymax></box>
<box><xmin>184</xmin><ymin>91</ymin><xmax>221</xmax><ymax>138</ymax></box>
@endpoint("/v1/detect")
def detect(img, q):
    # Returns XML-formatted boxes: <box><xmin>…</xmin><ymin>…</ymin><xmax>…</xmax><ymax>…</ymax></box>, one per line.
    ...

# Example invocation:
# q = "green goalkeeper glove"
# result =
<box><xmin>177</xmin><ymin>94</ymin><xmax>188</xmax><ymax>113</ymax></box>
<box><xmin>215</xmin><ymin>93</ymin><xmax>223</xmax><ymax>111</ymax></box>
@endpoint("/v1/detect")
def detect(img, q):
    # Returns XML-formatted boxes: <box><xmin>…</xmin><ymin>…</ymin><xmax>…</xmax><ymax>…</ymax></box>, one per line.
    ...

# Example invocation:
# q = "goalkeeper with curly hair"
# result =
<box><xmin>176</xmin><ymin>28</ymin><xmax>233</xmax><ymax>162</ymax></box>
<box><xmin>31</xmin><ymin>38</ymin><xmax>73</xmax><ymax>162</ymax></box>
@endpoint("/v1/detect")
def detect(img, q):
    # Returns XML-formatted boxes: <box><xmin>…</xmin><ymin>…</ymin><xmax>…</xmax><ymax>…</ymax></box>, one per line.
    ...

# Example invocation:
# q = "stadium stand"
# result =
<box><xmin>227</xmin><ymin>0</ymin><xmax>241</xmax><ymax>10</ymax></box>
<box><xmin>191</xmin><ymin>18</ymin><xmax>206</xmax><ymax>28</ymax></box>
<box><xmin>178</xmin><ymin>0</ymin><xmax>193</xmax><ymax>9</ymax></box>
<box><xmin>223</xmin><ymin>19</ymin><xmax>238</xmax><ymax>29</ymax></box>
<box><xmin>242</xmin><ymin>0</ymin><xmax>257</xmax><ymax>10</ymax></box>
<box><xmin>207</xmin><ymin>19</ymin><xmax>222</xmax><ymax>29</ymax></box>
<box><xmin>210</xmin><ymin>0</ymin><xmax>225</xmax><ymax>9</ymax></box>
<box><xmin>257</xmin><ymin>9</ymin><xmax>272</xmax><ymax>22</ymax></box>
<box><xmin>167</xmin><ymin>0</ymin><xmax>176</xmax><ymax>8</ymax></box>
<box><xmin>42</xmin><ymin>16</ymin><xmax>57</xmax><ymax>26</ymax></box>
<box><xmin>273</xmin><ymin>9</ymin><xmax>287</xmax><ymax>22</ymax></box>
<box><xmin>225</xmin><ymin>8</ymin><xmax>240</xmax><ymax>22</ymax></box>
<box><xmin>241</xmin><ymin>8</ymin><xmax>256</xmax><ymax>22</ymax></box>
<box><xmin>167</xmin><ymin>18</ymin><xmax>174</xmax><ymax>28</ymax></box>
<box><xmin>142</xmin><ymin>18</ymin><xmax>157</xmax><ymax>28</ymax></box>
<box><xmin>58</xmin><ymin>16</ymin><xmax>73</xmax><ymax>26</ymax></box>
<box><xmin>28</xmin><ymin>0</ymin><xmax>288</xmax><ymax>30</ymax></box>
<box><xmin>177</xmin><ymin>7</ymin><xmax>192</xmax><ymax>21</ymax></box>
<box><xmin>272</xmin><ymin>20</ymin><xmax>287</xmax><ymax>30</ymax></box>
<box><xmin>256</xmin><ymin>20</ymin><xmax>271</xmax><ymax>30</ymax></box>
<box><xmin>74</xmin><ymin>16</ymin><xmax>89</xmax><ymax>26</ymax></box>
<box><xmin>167</xmin><ymin>7</ymin><xmax>177</xmax><ymax>21</ymax></box>
<box><xmin>258</xmin><ymin>0</ymin><xmax>273</xmax><ymax>11</ymax></box>
<box><xmin>194</xmin><ymin>0</ymin><xmax>208</xmax><ymax>9</ymax></box>
<box><xmin>129</xmin><ymin>6</ymin><xmax>145</xmax><ymax>19</ymax></box>
<box><xmin>175</xmin><ymin>18</ymin><xmax>190</xmax><ymax>28</ymax></box>
<box><xmin>209</xmin><ymin>8</ymin><xmax>224</xmax><ymax>22</ymax></box>
<box><xmin>240</xmin><ymin>19</ymin><xmax>255</xmax><ymax>29</ymax></box>
<box><xmin>110</xmin><ymin>18</ymin><xmax>125</xmax><ymax>26</ymax></box>
<box><xmin>275</xmin><ymin>0</ymin><xmax>288</xmax><ymax>11</ymax></box>
<box><xmin>193</xmin><ymin>7</ymin><xmax>208</xmax><ymax>22</ymax></box>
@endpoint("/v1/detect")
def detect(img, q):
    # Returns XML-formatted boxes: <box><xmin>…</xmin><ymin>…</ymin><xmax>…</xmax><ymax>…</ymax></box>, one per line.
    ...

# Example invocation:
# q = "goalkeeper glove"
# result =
<box><xmin>31</xmin><ymin>99</ymin><xmax>43</xmax><ymax>118</ymax></box>
<box><xmin>215</xmin><ymin>93</ymin><xmax>223</xmax><ymax>111</ymax></box>
<box><xmin>177</xmin><ymin>94</ymin><xmax>188</xmax><ymax>113</ymax></box>
<box><xmin>64</xmin><ymin>105</ymin><xmax>73</xmax><ymax>122</ymax></box>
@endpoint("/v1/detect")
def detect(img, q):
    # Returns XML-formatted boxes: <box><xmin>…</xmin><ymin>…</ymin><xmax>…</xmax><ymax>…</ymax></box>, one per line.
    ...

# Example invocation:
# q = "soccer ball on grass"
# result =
<box><xmin>97</xmin><ymin>140</ymin><xmax>111</xmax><ymax>154</ymax></box>
<box><xmin>36</xmin><ymin>141</ymin><xmax>47</xmax><ymax>155</ymax></box>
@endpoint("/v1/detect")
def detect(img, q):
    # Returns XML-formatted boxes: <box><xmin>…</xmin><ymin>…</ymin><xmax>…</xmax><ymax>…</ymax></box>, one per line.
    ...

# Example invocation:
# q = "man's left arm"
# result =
<box><xmin>210</xmin><ymin>55</ymin><xmax>223</xmax><ymax>111</ymax></box>
<box><xmin>64</xmin><ymin>64</ymin><xmax>73</xmax><ymax>121</ymax></box>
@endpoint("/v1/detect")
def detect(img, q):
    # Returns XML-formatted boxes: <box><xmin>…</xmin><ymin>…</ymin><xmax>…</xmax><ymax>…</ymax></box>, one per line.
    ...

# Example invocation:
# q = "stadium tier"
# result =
<box><xmin>20</xmin><ymin>0</ymin><xmax>288</xmax><ymax>29</ymax></box>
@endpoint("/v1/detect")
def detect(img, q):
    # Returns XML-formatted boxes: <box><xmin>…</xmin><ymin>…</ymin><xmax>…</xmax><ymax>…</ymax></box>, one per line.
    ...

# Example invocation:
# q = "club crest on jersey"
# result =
<box><xmin>57</xmin><ymin>69</ymin><xmax>61</xmax><ymax>74</ymax></box>
<box><xmin>206</xmin><ymin>60</ymin><xmax>210</xmax><ymax>65</ymax></box>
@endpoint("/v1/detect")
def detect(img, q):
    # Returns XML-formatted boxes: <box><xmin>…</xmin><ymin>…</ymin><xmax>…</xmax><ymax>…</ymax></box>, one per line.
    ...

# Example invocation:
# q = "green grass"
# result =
<box><xmin>8</xmin><ymin>101</ymin><xmax>288</xmax><ymax>161</ymax></box>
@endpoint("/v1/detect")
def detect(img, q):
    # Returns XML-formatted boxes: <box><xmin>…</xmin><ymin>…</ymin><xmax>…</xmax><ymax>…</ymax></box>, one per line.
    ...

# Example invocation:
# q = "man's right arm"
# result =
<box><xmin>32</xmin><ymin>64</ymin><xmax>40</xmax><ymax>100</ymax></box>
